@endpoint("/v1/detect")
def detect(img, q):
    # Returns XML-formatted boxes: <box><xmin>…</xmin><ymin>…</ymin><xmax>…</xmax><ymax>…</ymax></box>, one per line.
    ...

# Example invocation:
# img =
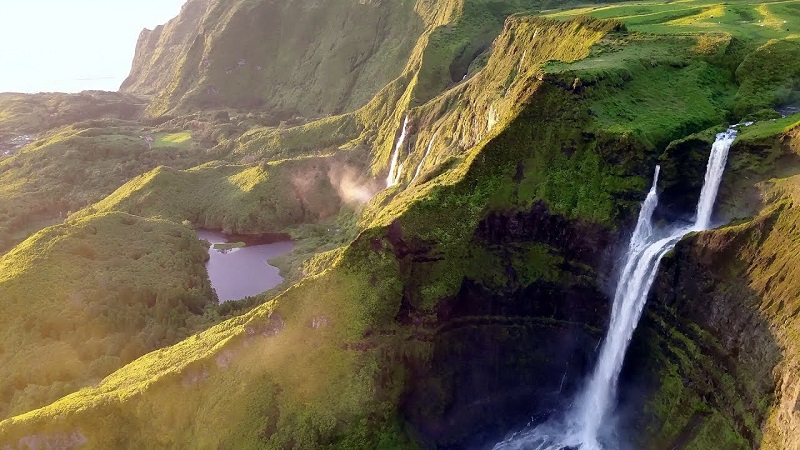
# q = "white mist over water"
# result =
<box><xmin>493</xmin><ymin>127</ymin><xmax>738</xmax><ymax>450</ymax></box>
<box><xmin>387</xmin><ymin>116</ymin><xmax>410</xmax><ymax>187</ymax></box>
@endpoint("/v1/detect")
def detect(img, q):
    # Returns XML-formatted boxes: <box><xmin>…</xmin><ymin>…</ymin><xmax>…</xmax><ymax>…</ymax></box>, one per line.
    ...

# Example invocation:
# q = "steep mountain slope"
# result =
<box><xmin>629</xmin><ymin>117</ymin><xmax>800</xmax><ymax>450</ymax></box>
<box><xmin>120</xmin><ymin>0</ymin><xmax>213</xmax><ymax>95</ymax></box>
<box><xmin>122</xmin><ymin>0</ymin><xmax>427</xmax><ymax>117</ymax></box>
<box><xmin>0</xmin><ymin>15</ymin><xmax>627</xmax><ymax>449</ymax></box>
<box><xmin>1</xmin><ymin>0</ymin><xmax>800</xmax><ymax>449</ymax></box>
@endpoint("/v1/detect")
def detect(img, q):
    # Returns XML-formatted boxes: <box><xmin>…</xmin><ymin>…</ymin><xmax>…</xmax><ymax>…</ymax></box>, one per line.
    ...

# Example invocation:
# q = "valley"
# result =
<box><xmin>0</xmin><ymin>1</ymin><xmax>799</xmax><ymax>449</ymax></box>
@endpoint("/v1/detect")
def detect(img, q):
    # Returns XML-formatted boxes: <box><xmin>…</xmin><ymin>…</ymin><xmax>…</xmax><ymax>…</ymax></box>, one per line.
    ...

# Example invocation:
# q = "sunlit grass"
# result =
<box><xmin>2</xmin><ymin>1</ymin><xmax>800</xmax><ymax>447</ymax></box>
<box><xmin>154</xmin><ymin>131</ymin><xmax>192</xmax><ymax>148</ymax></box>
<box><xmin>544</xmin><ymin>0</ymin><xmax>800</xmax><ymax>41</ymax></box>
<box><xmin>736</xmin><ymin>112</ymin><xmax>800</xmax><ymax>142</ymax></box>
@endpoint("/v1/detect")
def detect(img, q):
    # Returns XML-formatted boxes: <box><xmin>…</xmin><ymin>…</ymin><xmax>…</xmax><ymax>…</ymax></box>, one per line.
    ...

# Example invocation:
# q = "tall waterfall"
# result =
<box><xmin>387</xmin><ymin>115</ymin><xmax>410</xmax><ymax>188</ymax></box>
<box><xmin>694</xmin><ymin>128</ymin><xmax>736</xmax><ymax>230</ymax></box>
<box><xmin>493</xmin><ymin>127</ymin><xmax>738</xmax><ymax>450</ymax></box>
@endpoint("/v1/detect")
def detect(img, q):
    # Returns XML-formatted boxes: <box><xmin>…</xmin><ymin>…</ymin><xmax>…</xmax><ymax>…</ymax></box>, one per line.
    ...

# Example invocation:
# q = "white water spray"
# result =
<box><xmin>387</xmin><ymin>116</ymin><xmax>410</xmax><ymax>188</ymax></box>
<box><xmin>412</xmin><ymin>132</ymin><xmax>437</xmax><ymax>184</ymax></box>
<box><xmin>493</xmin><ymin>127</ymin><xmax>738</xmax><ymax>450</ymax></box>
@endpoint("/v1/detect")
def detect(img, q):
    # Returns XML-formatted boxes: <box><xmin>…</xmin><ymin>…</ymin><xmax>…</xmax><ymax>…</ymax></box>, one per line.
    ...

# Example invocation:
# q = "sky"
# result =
<box><xmin>0</xmin><ymin>1</ymin><xmax>187</xmax><ymax>93</ymax></box>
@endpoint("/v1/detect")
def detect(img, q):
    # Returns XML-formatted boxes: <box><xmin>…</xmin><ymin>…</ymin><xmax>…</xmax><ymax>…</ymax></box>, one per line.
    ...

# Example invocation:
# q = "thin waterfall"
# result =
<box><xmin>493</xmin><ymin>127</ymin><xmax>738</xmax><ymax>450</ymax></box>
<box><xmin>396</xmin><ymin>162</ymin><xmax>406</xmax><ymax>185</ymax></box>
<box><xmin>387</xmin><ymin>115</ymin><xmax>409</xmax><ymax>188</ymax></box>
<box><xmin>411</xmin><ymin>132</ymin><xmax>437</xmax><ymax>184</ymax></box>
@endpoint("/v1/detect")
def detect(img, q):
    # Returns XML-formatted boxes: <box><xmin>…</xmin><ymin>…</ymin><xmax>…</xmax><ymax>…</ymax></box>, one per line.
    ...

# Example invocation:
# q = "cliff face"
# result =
<box><xmin>0</xmin><ymin>16</ymin><xmax>636</xmax><ymax>448</ymax></box>
<box><xmin>2</xmin><ymin>1</ymin><xmax>800</xmax><ymax>449</ymax></box>
<box><xmin>120</xmin><ymin>0</ymin><xmax>213</xmax><ymax>95</ymax></box>
<box><xmin>646</xmin><ymin>126</ymin><xmax>800</xmax><ymax>450</ymax></box>
<box><xmin>121</xmin><ymin>0</ymin><xmax>425</xmax><ymax>117</ymax></box>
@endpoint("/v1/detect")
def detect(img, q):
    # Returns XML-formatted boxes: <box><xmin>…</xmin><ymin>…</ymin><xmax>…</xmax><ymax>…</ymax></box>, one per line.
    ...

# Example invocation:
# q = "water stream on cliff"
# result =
<box><xmin>493</xmin><ymin>127</ymin><xmax>738</xmax><ymax>450</ymax></box>
<box><xmin>387</xmin><ymin>115</ymin><xmax>410</xmax><ymax>187</ymax></box>
<box><xmin>412</xmin><ymin>132</ymin><xmax>437</xmax><ymax>184</ymax></box>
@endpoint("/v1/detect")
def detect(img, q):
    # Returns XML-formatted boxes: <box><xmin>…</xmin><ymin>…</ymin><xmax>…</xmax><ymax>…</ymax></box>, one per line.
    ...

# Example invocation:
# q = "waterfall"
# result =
<box><xmin>694</xmin><ymin>128</ymin><xmax>737</xmax><ymax>230</ymax></box>
<box><xmin>387</xmin><ymin>115</ymin><xmax>409</xmax><ymax>188</ymax></box>
<box><xmin>493</xmin><ymin>127</ymin><xmax>737</xmax><ymax>450</ymax></box>
<box><xmin>411</xmin><ymin>132</ymin><xmax>437</xmax><ymax>184</ymax></box>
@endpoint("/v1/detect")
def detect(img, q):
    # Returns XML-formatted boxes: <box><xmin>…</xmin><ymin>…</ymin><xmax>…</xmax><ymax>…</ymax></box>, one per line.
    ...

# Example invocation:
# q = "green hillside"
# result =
<box><xmin>123</xmin><ymin>0</ymin><xmax>427</xmax><ymax>117</ymax></box>
<box><xmin>1</xmin><ymin>0</ymin><xmax>800</xmax><ymax>449</ymax></box>
<box><xmin>0</xmin><ymin>212</ymin><xmax>216</xmax><ymax>421</ymax></box>
<box><xmin>0</xmin><ymin>124</ymin><xmax>211</xmax><ymax>251</ymax></box>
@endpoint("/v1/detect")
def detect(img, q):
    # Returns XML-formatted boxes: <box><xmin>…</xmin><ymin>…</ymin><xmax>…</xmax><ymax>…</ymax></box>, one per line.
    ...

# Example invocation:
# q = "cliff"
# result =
<box><xmin>0</xmin><ymin>1</ymin><xmax>799</xmax><ymax>449</ymax></box>
<box><xmin>121</xmin><ymin>0</ymin><xmax>426</xmax><ymax>117</ymax></box>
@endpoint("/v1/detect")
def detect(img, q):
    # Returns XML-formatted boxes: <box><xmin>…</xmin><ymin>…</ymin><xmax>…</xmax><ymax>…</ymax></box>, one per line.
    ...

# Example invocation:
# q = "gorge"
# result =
<box><xmin>0</xmin><ymin>1</ymin><xmax>799</xmax><ymax>449</ymax></box>
<box><xmin>494</xmin><ymin>127</ymin><xmax>738</xmax><ymax>450</ymax></box>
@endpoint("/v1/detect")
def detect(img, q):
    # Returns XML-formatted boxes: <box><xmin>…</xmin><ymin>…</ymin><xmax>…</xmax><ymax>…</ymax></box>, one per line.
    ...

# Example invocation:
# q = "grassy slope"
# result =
<box><xmin>0</xmin><ymin>1</ymin><xmax>799</xmax><ymax>449</ymax></box>
<box><xmin>0</xmin><ymin>92</ymin><xmax>144</xmax><ymax>140</ymax></box>
<box><xmin>0</xmin><ymin>6</ymin><xmax>760</xmax><ymax>445</ymax></box>
<box><xmin>120</xmin><ymin>0</ymin><xmax>212</xmax><ymax>95</ymax></box>
<box><xmin>0</xmin><ymin>125</ymin><xmax>209</xmax><ymax>251</ymax></box>
<box><xmin>0</xmin><ymin>212</ymin><xmax>216</xmax><ymax>422</ymax></box>
<box><xmin>0</xmin><ymin>16</ymin><xmax>627</xmax><ymax>448</ymax></box>
<box><xmin>536</xmin><ymin>3</ymin><xmax>800</xmax><ymax>448</ymax></box>
<box><xmin>77</xmin><ymin>147</ymin><xmax>372</xmax><ymax>234</ymax></box>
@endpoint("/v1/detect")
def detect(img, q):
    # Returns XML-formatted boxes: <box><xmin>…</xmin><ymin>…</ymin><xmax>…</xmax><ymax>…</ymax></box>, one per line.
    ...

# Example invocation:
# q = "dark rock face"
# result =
<box><xmin>658</xmin><ymin>134</ymin><xmax>718</xmax><ymax>224</ymax></box>
<box><xmin>476</xmin><ymin>202</ymin><xmax>614</xmax><ymax>269</ymax></box>
<box><xmin>397</xmin><ymin>187</ymin><xmax>781</xmax><ymax>449</ymax></box>
<box><xmin>623</xmin><ymin>234</ymin><xmax>780</xmax><ymax>449</ymax></box>
<box><xmin>400</xmin><ymin>202</ymin><xmax>618</xmax><ymax>449</ymax></box>
<box><xmin>403</xmin><ymin>284</ymin><xmax>603</xmax><ymax>449</ymax></box>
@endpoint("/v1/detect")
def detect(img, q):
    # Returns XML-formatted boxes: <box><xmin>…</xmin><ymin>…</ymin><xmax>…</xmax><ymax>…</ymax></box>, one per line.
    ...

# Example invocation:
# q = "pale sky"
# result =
<box><xmin>0</xmin><ymin>1</ymin><xmax>187</xmax><ymax>93</ymax></box>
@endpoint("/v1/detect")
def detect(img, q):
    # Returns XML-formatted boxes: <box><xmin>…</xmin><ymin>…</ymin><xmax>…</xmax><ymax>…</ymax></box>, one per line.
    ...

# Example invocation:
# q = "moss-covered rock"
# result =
<box><xmin>4</xmin><ymin>2</ymin><xmax>800</xmax><ymax>449</ymax></box>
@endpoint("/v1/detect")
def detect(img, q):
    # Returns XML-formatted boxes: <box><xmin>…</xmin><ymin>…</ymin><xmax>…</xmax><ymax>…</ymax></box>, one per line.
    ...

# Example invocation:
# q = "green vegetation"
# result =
<box><xmin>546</xmin><ymin>0</ymin><xmax>800</xmax><ymax>41</ymax></box>
<box><xmin>546</xmin><ymin>0</ymin><xmax>800</xmax><ymax>122</ymax></box>
<box><xmin>2</xmin><ymin>0</ymin><xmax>800</xmax><ymax>449</ymax></box>
<box><xmin>234</xmin><ymin>114</ymin><xmax>361</xmax><ymax>162</ymax></box>
<box><xmin>0</xmin><ymin>91</ymin><xmax>144</xmax><ymax>139</ymax></box>
<box><xmin>737</xmin><ymin>112</ymin><xmax>800</xmax><ymax>142</ymax></box>
<box><xmin>0</xmin><ymin>212</ymin><xmax>216</xmax><ymax>421</ymax></box>
<box><xmin>735</xmin><ymin>39</ymin><xmax>800</xmax><ymax>115</ymax></box>
<box><xmin>129</xmin><ymin>0</ymin><xmax>426</xmax><ymax>117</ymax></box>
<box><xmin>0</xmin><ymin>124</ymin><xmax>210</xmax><ymax>251</ymax></box>
<box><xmin>0</xmin><ymin>15</ymin><xmax>629</xmax><ymax>448</ymax></box>
<box><xmin>153</xmin><ymin>131</ymin><xmax>192</xmax><ymax>148</ymax></box>
<box><xmin>632</xmin><ymin>117</ymin><xmax>800</xmax><ymax>450</ymax></box>
<box><xmin>79</xmin><ymin>156</ymin><xmax>344</xmax><ymax>234</ymax></box>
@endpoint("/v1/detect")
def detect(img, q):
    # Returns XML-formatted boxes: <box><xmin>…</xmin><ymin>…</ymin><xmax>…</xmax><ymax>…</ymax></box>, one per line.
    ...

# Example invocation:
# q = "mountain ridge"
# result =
<box><xmin>1</xmin><ymin>1</ymin><xmax>800</xmax><ymax>449</ymax></box>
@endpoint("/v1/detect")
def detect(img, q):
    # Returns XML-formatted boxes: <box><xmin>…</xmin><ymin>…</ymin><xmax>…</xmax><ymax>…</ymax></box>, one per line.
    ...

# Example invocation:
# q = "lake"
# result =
<box><xmin>197</xmin><ymin>230</ymin><xmax>294</xmax><ymax>303</ymax></box>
